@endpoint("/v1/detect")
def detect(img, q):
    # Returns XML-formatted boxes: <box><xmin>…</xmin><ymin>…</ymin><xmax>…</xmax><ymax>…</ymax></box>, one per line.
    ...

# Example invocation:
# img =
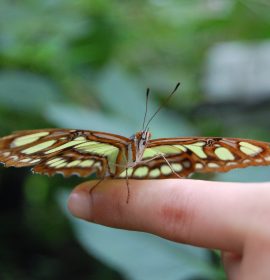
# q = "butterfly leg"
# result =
<box><xmin>141</xmin><ymin>154</ymin><xmax>183</xmax><ymax>178</ymax></box>
<box><xmin>114</xmin><ymin>164</ymin><xmax>131</xmax><ymax>203</ymax></box>
<box><xmin>88</xmin><ymin>172</ymin><xmax>131</xmax><ymax>204</ymax></box>
<box><xmin>159</xmin><ymin>154</ymin><xmax>183</xmax><ymax>178</ymax></box>
<box><xmin>89</xmin><ymin>176</ymin><xmax>107</xmax><ymax>196</ymax></box>
<box><xmin>125</xmin><ymin>168</ymin><xmax>130</xmax><ymax>203</ymax></box>
<box><xmin>113</xmin><ymin>159</ymin><xmax>132</xmax><ymax>203</ymax></box>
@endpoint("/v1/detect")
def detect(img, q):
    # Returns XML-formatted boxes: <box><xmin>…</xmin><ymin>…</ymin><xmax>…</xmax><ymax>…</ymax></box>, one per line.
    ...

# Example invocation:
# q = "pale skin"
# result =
<box><xmin>68</xmin><ymin>179</ymin><xmax>270</xmax><ymax>280</ymax></box>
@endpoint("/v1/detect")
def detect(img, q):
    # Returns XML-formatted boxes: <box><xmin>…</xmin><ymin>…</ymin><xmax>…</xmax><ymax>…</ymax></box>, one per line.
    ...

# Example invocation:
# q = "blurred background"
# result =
<box><xmin>1</xmin><ymin>0</ymin><xmax>270</xmax><ymax>279</ymax></box>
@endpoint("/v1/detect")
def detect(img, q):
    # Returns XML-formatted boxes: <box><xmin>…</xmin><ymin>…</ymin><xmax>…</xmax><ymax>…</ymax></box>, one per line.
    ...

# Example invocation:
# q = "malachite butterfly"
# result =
<box><xmin>1</xmin><ymin>84</ymin><xmax>270</xmax><ymax>185</ymax></box>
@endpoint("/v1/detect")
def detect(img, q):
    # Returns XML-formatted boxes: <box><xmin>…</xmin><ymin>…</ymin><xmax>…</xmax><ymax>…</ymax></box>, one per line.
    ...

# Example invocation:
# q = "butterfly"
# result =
<box><xmin>0</xmin><ymin>83</ymin><xmax>270</xmax><ymax>183</ymax></box>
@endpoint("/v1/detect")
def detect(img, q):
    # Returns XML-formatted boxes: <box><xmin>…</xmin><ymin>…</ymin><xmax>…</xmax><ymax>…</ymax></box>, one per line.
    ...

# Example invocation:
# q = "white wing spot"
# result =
<box><xmin>79</xmin><ymin>160</ymin><xmax>95</xmax><ymax>168</ymax></box>
<box><xmin>55</xmin><ymin>162</ymin><xmax>67</xmax><ymax>168</ymax></box>
<box><xmin>134</xmin><ymin>166</ymin><xmax>149</xmax><ymax>177</ymax></box>
<box><xmin>149</xmin><ymin>168</ymin><xmax>161</xmax><ymax>178</ymax></box>
<box><xmin>20</xmin><ymin>158</ymin><xmax>32</xmax><ymax>163</ymax></box>
<box><xmin>195</xmin><ymin>163</ymin><xmax>203</xmax><ymax>169</ymax></box>
<box><xmin>22</xmin><ymin>140</ymin><xmax>57</xmax><ymax>154</ymax></box>
<box><xmin>265</xmin><ymin>156</ymin><xmax>270</xmax><ymax>162</ymax></box>
<box><xmin>160</xmin><ymin>165</ymin><xmax>172</xmax><ymax>175</ymax></box>
<box><xmin>239</xmin><ymin>142</ymin><xmax>263</xmax><ymax>156</ymax></box>
<box><xmin>142</xmin><ymin>145</ymin><xmax>185</xmax><ymax>159</ymax></box>
<box><xmin>10</xmin><ymin>155</ymin><xmax>19</xmax><ymax>161</ymax></box>
<box><xmin>214</xmin><ymin>147</ymin><xmax>235</xmax><ymax>161</ymax></box>
<box><xmin>66</xmin><ymin>160</ymin><xmax>81</xmax><ymax>168</ymax></box>
<box><xmin>226</xmin><ymin>162</ymin><xmax>237</xmax><ymax>166</ymax></box>
<box><xmin>171</xmin><ymin>163</ymin><xmax>183</xmax><ymax>172</ymax></box>
<box><xmin>30</xmin><ymin>159</ymin><xmax>41</xmax><ymax>164</ymax></box>
<box><xmin>93</xmin><ymin>161</ymin><xmax>102</xmax><ymax>170</ymax></box>
<box><xmin>45</xmin><ymin>139</ymin><xmax>86</xmax><ymax>154</ymax></box>
<box><xmin>207</xmin><ymin>162</ymin><xmax>220</xmax><ymax>168</ymax></box>
<box><xmin>48</xmin><ymin>158</ymin><xmax>65</xmax><ymax>167</ymax></box>
<box><xmin>74</xmin><ymin>136</ymin><xmax>86</xmax><ymax>141</ymax></box>
<box><xmin>173</xmin><ymin>145</ymin><xmax>187</xmax><ymax>152</ymax></box>
<box><xmin>11</xmin><ymin>132</ymin><xmax>49</xmax><ymax>147</ymax></box>
<box><xmin>184</xmin><ymin>142</ymin><xmax>207</xmax><ymax>159</ymax></box>
<box><xmin>47</xmin><ymin>157</ymin><xmax>63</xmax><ymax>165</ymax></box>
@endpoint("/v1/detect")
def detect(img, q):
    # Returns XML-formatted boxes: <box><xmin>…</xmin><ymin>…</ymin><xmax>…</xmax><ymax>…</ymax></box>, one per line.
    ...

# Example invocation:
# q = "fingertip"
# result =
<box><xmin>67</xmin><ymin>182</ymin><xmax>93</xmax><ymax>220</ymax></box>
<box><xmin>67</xmin><ymin>180</ymin><xmax>127</xmax><ymax>222</ymax></box>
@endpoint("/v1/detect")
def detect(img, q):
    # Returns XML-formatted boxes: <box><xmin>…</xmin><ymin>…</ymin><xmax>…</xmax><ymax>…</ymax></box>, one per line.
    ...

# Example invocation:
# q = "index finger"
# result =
<box><xmin>68</xmin><ymin>179</ymin><xmax>270</xmax><ymax>254</ymax></box>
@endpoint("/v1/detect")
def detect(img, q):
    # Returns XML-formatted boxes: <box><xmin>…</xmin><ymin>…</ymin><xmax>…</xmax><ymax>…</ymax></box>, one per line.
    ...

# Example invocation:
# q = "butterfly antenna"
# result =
<box><xmin>144</xmin><ymin>82</ymin><xmax>181</xmax><ymax>130</ymax></box>
<box><xmin>142</xmin><ymin>87</ymin><xmax>150</xmax><ymax>130</ymax></box>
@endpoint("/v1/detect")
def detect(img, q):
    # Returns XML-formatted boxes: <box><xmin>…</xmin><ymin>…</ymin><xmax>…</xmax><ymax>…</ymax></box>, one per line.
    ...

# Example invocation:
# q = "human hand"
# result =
<box><xmin>68</xmin><ymin>179</ymin><xmax>270</xmax><ymax>280</ymax></box>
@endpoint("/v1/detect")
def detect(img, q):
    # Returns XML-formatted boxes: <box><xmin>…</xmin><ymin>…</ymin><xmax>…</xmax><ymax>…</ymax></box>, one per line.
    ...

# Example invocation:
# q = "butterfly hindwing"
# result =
<box><xmin>116</xmin><ymin>137</ymin><xmax>270</xmax><ymax>179</ymax></box>
<box><xmin>0</xmin><ymin>129</ymin><xmax>130</xmax><ymax>177</ymax></box>
<box><xmin>1</xmin><ymin>129</ymin><xmax>270</xmax><ymax>179</ymax></box>
<box><xmin>140</xmin><ymin>137</ymin><xmax>270</xmax><ymax>178</ymax></box>
<box><xmin>116</xmin><ymin>156</ymin><xmax>193</xmax><ymax>179</ymax></box>
<box><xmin>32</xmin><ymin>153</ymin><xmax>106</xmax><ymax>178</ymax></box>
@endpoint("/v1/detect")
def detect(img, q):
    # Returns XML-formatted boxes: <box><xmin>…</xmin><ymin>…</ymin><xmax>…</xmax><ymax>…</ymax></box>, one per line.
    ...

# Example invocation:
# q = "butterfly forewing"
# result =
<box><xmin>116</xmin><ymin>137</ymin><xmax>270</xmax><ymax>179</ymax></box>
<box><xmin>1</xmin><ymin>129</ymin><xmax>270</xmax><ymax>179</ymax></box>
<box><xmin>0</xmin><ymin>129</ymin><xmax>130</xmax><ymax>178</ymax></box>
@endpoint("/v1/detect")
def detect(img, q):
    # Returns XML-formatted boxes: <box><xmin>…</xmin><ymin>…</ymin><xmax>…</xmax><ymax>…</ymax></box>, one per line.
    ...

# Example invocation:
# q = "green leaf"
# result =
<box><xmin>0</xmin><ymin>70</ymin><xmax>61</xmax><ymax>112</ymax></box>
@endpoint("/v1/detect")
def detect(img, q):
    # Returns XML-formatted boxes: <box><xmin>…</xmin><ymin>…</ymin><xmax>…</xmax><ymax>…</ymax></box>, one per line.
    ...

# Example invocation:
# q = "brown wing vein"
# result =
<box><xmin>0</xmin><ymin>129</ymin><xmax>130</xmax><ymax>178</ymax></box>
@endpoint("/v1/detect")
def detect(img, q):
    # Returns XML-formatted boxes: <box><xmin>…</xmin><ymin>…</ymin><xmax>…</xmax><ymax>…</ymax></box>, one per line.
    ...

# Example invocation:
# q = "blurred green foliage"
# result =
<box><xmin>0</xmin><ymin>0</ymin><xmax>270</xmax><ymax>279</ymax></box>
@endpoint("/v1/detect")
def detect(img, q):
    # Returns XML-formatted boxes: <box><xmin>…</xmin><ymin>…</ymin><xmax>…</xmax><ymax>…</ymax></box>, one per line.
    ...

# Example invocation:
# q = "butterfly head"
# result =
<box><xmin>135</xmin><ymin>130</ymin><xmax>151</xmax><ymax>148</ymax></box>
<box><xmin>129</xmin><ymin>130</ymin><xmax>151</xmax><ymax>162</ymax></box>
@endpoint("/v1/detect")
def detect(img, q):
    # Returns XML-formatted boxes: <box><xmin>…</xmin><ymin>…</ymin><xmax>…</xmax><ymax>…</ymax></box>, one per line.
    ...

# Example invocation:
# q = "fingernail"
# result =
<box><xmin>68</xmin><ymin>191</ymin><xmax>92</xmax><ymax>220</ymax></box>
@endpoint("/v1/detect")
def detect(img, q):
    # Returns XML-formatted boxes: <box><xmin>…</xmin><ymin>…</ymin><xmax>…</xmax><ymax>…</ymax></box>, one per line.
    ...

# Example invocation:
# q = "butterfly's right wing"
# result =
<box><xmin>0</xmin><ymin>129</ymin><xmax>130</xmax><ymax>178</ymax></box>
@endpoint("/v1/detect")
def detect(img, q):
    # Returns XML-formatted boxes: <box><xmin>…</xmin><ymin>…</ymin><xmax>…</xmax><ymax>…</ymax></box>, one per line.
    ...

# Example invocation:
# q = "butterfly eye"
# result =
<box><xmin>142</xmin><ymin>134</ymin><xmax>148</xmax><ymax>143</ymax></box>
<box><xmin>142</xmin><ymin>132</ymin><xmax>148</xmax><ymax>140</ymax></box>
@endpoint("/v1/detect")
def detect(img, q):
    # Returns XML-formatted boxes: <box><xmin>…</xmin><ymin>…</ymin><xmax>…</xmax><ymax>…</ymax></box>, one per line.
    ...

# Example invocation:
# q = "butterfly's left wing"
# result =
<box><xmin>116</xmin><ymin>137</ymin><xmax>270</xmax><ymax>179</ymax></box>
<box><xmin>0</xmin><ymin>129</ymin><xmax>130</xmax><ymax>178</ymax></box>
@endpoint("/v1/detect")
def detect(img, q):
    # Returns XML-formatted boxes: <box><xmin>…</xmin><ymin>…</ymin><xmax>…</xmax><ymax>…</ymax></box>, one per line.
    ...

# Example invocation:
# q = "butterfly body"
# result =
<box><xmin>127</xmin><ymin>131</ymin><xmax>152</xmax><ymax>166</ymax></box>
<box><xmin>0</xmin><ymin>128</ymin><xmax>270</xmax><ymax>180</ymax></box>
